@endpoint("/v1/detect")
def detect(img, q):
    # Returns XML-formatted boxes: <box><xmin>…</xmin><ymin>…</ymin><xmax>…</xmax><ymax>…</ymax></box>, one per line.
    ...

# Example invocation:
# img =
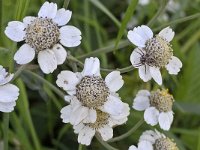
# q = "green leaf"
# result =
<box><xmin>114</xmin><ymin>0</ymin><xmax>138</xmax><ymax>50</ymax></box>
<box><xmin>175</xmin><ymin>43</ymin><xmax>200</xmax><ymax>102</ymax></box>
<box><xmin>89</xmin><ymin>0</ymin><xmax>121</xmax><ymax>28</ymax></box>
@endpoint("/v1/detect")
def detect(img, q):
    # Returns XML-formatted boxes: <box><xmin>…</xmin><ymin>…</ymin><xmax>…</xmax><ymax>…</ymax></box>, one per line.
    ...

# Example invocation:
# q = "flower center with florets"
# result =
<box><xmin>25</xmin><ymin>18</ymin><xmax>60</xmax><ymax>52</ymax></box>
<box><xmin>142</xmin><ymin>36</ymin><xmax>173</xmax><ymax>68</ymax></box>
<box><xmin>154</xmin><ymin>137</ymin><xmax>179</xmax><ymax>150</ymax></box>
<box><xmin>149</xmin><ymin>89</ymin><xmax>174</xmax><ymax>112</ymax></box>
<box><xmin>86</xmin><ymin>110</ymin><xmax>109</xmax><ymax>129</ymax></box>
<box><xmin>76</xmin><ymin>76</ymin><xmax>109</xmax><ymax>108</ymax></box>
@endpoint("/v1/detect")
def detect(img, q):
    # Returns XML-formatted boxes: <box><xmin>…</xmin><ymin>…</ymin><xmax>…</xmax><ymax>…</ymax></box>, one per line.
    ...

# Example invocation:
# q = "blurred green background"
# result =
<box><xmin>0</xmin><ymin>0</ymin><xmax>200</xmax><ymax>149</ymax></box>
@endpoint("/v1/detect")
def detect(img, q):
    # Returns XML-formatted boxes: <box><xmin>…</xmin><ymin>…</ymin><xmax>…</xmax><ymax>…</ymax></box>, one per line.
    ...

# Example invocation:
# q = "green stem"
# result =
<box><xmin>63</xmin><ymin>0</ymin><xmax>70</xmax><ymax>9</ymax></box>
<box><xmin>78</xmin><ymin>144</ymin><xmax>83</xmax><ymax>150</ymax></box>
<box><xmin>147</xmin><ymin>0</ymin><xmax>169</xmax><ymax>27</ymax></box>
<box><xmin>3</xmin><ymin>113</ymin><xmax>9</xmax><ymax>150</ymax></box>
<box><xmin>108</xmin><ymin>119</ymin><xmax>144</xmax><ymax>143</ymax></box>
<box><xmin>153</xmin><ymin>13</ymin><xmax>200</xmax><ymax>32</ymax></box>
<box><xmin>24</xmin><ymin>70</ymin><xmax>65</xmax><ymax>99</ymax></box>
<box><xmin>11</xmin><ymin>65</ymin><xmax>27</xmax><ymax>81</ymax></box>
<box><xmin>95</xmin><ymin>135</ymin><xmax>118</xmax><ymax>150</ymax></box>
<box><xmin>77</xmin><ymin>40</ymin><xmax>129</xmax><ymax>60</ymax></box>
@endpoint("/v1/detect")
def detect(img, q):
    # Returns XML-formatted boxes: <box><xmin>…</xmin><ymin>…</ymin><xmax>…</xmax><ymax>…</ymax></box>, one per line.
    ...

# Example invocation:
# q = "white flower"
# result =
<box><xmin>128</xmin><ymin>25</ymin><xmax>182</xmax><ymax>85</ymax></box>
<box><xmin>5</xmin><ymin>2</ymin><xmax>82</xmax><ymax>74</ymax></box>
<box><xmin>134</xmin><ymin>130</ymin><xmax>179</xmax><ymax>150</ymax></box>
<box><xmin>57</xmin><ymin>57</ymin><xmax>128</xmax><ymax>126</ymax></box>
<box><xmin>73</xmin><ymin>105</ymin><xmax>130</xmax><ymax>146</ymax></box>
<box><xmin>132</xmin><ymin>89</ymin><xmax>174</xmax><ymax>130</ymax></box>
<box><xmin>139</xmin><ymin>0</ymin><xmax>150</xmax><ymax>5</ymax></box>
<box><xmin>0</xmin><ymin>66</ymin><xmax>19</xmax><ymax>112</ymax></box>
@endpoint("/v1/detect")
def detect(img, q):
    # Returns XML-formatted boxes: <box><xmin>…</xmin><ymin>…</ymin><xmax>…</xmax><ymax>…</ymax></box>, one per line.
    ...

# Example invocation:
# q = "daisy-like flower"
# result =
<box><xmin>0</xmin><ymin>66</ymin><xmax>19</xmax><ymax>112</ymax></box>
<box><xmin>133</xmin><ymin>89</ymin><xmax>174</xmax><ymax>130</ymax></box>
<box><xmin>72</xmin><ymin>105</ymin><xmax>129</xmax><ymax>145</ymax></box>
<box><xmin>57</xmin><ymin>57</ymin><xmax>128</xmax><ymax>126</ymax></box>
<box><xmin>128</xmin><ymin>25</ymin><xmax>182</xmax><ymax>85</ymax></box>
<box><xmin>129</xmin><ymin>130</ymin><xmax>179</xmax><ymax>150</ymax></box>
<box><xmin>5</xmin><ymin>2</ymin><xmax>82</xmax><ymax>74</ymax></box>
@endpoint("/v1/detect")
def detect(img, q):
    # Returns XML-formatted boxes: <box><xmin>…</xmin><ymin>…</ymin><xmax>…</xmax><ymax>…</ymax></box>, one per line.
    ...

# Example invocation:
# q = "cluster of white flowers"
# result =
<box><xmin>1</xmin><ymin>1</ymin><xmax>182</xmax><ymax>149</ymax></box>
<box><xmin>57</xmin><ymin>57</ymin><xmax>130</xmax><ymax>145</ymax></box>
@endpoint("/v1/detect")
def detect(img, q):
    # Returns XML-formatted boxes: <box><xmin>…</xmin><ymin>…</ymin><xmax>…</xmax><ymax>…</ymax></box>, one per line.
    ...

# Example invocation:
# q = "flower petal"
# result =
<box><xmin>5</xmin><ymin>21</ymin><xmax>25</xmax><ymax>42</ymax></box>
<box><xmin>136</xmin><ymin>90</ymin><xmax>151</xmax><ymax>97</ymax></box>
<box><xmin>149</xmin><ymin>67</ymin><xmax>162</xmax><ymax>85</ymax></box>
<box><xmin>23</xmin><ymin>16</ymin><xmax>36</xmax><ymax>26</ymax></box>
<box><xmin>83</xmin><ymin>109</ymin><xmax>97</xmax><ymax>123</ymax></box>
<box><xmin>138</xmin><ymin>65</ymin><xmax>152</xmax><ymax>82</ymax></box>
<box><xmin>38</xmin><ymin>2</ymin><xmax>57</xmax><ymax>18</ymax></box>
<box><xmin>98</xmin><ymin>125</ymin><xmax>113</xmax><ymax>141</ymax></box>
<box><xmin>144</xmin><ymin>107</ymin><xmax>159</xmax><ymax>126</ymax></box>
<box><xmin>158</xmin><ymin>111</ymin><xmax>174</xmax><ymax>130</ymax></box>
<box><xmin>82</xmin><ymin>57</ymin><xmax>100</xmax><ymax>77</ymax></box>
<box><xmin>130</xmin><ymin>48</ymin><xmax>144</xmax><ymax>68</ymax></box>
<box><xmin>52</xmin><ymin>44</ymin><xmax>67</xmax><ymax>65</ymax></box>
<box><xmin>56</xmin><ymin>71</ymin><xmax>79</xmax><ymax>95</ymax></box>
<box><xmin>128</xmin><ymin>145</ymin><xmax>138</xmax><ymax>150</ymax></box>
<box><xmin>70</xmin><ymin>106</ymin><xmax>89</xmax><ymax>125</ymax></box>
<box><xmin>53</xmin><ymin>9</ymin><xmax>72</xmax><ymax>26</ymax></box>
<box><xmin>135</xmin><ymin>25</ymin><xmax>153</xmax><ymax>41</ymax></box>
<box><xmin>102</xmin><ymin>95</ymin><xmax>124</xmax><ymax>116</ymax></box>
<box><xmin>105</xmin><ymin>71</ymin><xmax>124</xmax><ymax>92</ymax></box>
<box><xmin>138</xmin><ymin>140</ymin><xmax>153</xmax><ymax>150</ymax></box>
<box><xmin>110</xmin><ymin>103</ymin><xmax>130</xmax><ymax>120</ymax></box>
<box><xmin>139</xmin><ymin>130</ymin><xmax>160</xmax><ymax>144</ymax></box>
<box><xmin>60</xmin><ymin>105</ymin><xmax>72</xmax><ymax>123</ymax></box>
<box><xmin>73</xmin><ymin>123</ymin><xmax>85</xmax><ymax>134</ymax></box>
<box><xmin>59</xmin><ymin>25</ymin><xmax>82</xmax><ymax>47</ymax></box>
<box><xmin>159</xmin><ymin>26</ymin><xmax>175</xmax><ymax>42</ymax></box>
<box><xmin>133</xmin><ymin>94</ymin><xmax>150</xmax><ymax>111</ymax></box>
<box><xmin>127</xmin><ymin>25</ymin><xmax>153</xmax><ymax>47</ymax></box>
<box><xmin>14</xmin><ymin>44</ymin><xmax>35</xmax><ymax>65</ymax></box>
<box><xmin>0</xmin><ymin>101</ymin><xmax>16</xmax><ymax>113</ymax></box>
<box><xmin>0</xmin><ymin>84</ymin><xmax>19</xmax><ymax>102</ymax></box>
<box><xmin>0</xmin><ymin>67</ymin><xmax>14</xmax><ymax>85</ymax></box>
<box><xmin>38</xmin><ymin>50</ymin><xmax>57</xmax><ymax>74</ymax></box>
<box><xmin>165</xmin><ymin>56</ymin><xmax>182</xmax><ymax>75</ymax></box>
<box><xmin>78</xmin><ymin>126</ymin><xmax>95</xmax><ymax>146</ymax></box>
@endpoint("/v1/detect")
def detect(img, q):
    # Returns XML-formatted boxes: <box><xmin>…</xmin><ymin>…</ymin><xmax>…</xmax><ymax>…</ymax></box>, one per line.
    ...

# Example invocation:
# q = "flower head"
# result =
<box><xmin>129</xmin><ymin>130</ymin><xmax>179</xmax><ymax>150</ymax></box>
<box><xmin>128</xmin><ymin>25</ymin><xmax>182</xmax><ymax>85</ymax></box>
<box><xmin>5</xmin><ymin>2</ymin><xmax>82</xmax><ymax>74</ymax></box>
<box><xmin>0</xmin><ymin>66</ymin><xmax>19</xmax><ymax>112</ymax></box>
<box><xmin>57</xmin><ymin>57</ymin><xmax>129</xmax><ymax>126</ymax></box>
<box><xmin>133</xmin><ymin>89</ymin><xmax>174</xmax><ymax>130</ymax></box>
<box><xmin>73</xmin><ymin>106</ymin><xmax>129</xmax><ymax>145</ymax></box>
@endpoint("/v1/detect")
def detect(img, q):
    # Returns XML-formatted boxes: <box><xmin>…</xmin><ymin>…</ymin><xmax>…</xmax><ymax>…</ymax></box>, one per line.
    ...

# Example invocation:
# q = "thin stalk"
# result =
<box><xmin>153</xmin><ymin>13</ymin><xmax>200</xmax><ymax>32</ymax></box>
<box><xmin>95</xmin><ymin>135</ymin><xmax>118</xmax><ymax>150</ymax></box>
<box><xmin>24</xmin><ymin>70</ymin><xmax>65</xmax><ymax>99</ymax></box>
<box><xmin>147</xmin><ymin>0</ymin><xmax>169</xmax><ymax>27</ymax></box>
<box><xmin>63</xmin><ymin>0</ymin><xmax>70</xmax><ymax>9</ymax></box>
<box><xmin>108</xmin><ymin>119</ymin><xmax>144</xmax><ymax>143</ymax></box>
<box><xmin>78</xmin><ymin>144</ymin><xmax>83</xmax><ymax>150</ymax></box>
<box><xmin>101</xmin><ymin>65</ymin><xmax>134</xmax><ymax>74</ymax></box>
<box><xmin>11</xmin><ymin>65</ymin><xmax>27</xmax><ymax>81</ymax></box>
<box><xmin>77</xmin><ymin>40</ymin><xmax>129</xmax><ymax>59</ymax></box>
<box><xmin>3</xmin><ymin>113</ymin><xmax>9</xmax><ymax>150</ymax></box>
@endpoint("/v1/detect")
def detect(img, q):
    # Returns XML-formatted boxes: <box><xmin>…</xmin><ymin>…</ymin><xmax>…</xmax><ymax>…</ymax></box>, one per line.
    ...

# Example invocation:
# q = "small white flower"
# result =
<box><xmin>5</xmin><ymin>2</ymin><xmax>82</xmax><ymax>74</ymax></box>
<box><xmin>57</xmin><ymin>57</ymin><xmax>128</xmax><ymax>126</ymax></box>
<box><xmin>73</xmin><ymin>106</ymin><xmax>130</xmax><ymax>146</ymax></box>
<box><xmin>131</xmin><ymin>130</ymin><xmax>179</xmax><ymax>150</ymax></box>
<box><xmin>0</xmin><ymin>66</ymin><xmax>19</xmax><ymax>112</ymax></box>
<box><xmin>133</xmin><ymin>89</ymin><xmax>174</xmax><ymax>130</ymax></box>
<box><xmin>139</xmin><ymin>0</ymin><xmax>150</xmax><ymax>5</ymax></box>
<box><xmin>128</xmin><ymin>25</ymin><xmax>182</xmax><ymax>85</ymax></box>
